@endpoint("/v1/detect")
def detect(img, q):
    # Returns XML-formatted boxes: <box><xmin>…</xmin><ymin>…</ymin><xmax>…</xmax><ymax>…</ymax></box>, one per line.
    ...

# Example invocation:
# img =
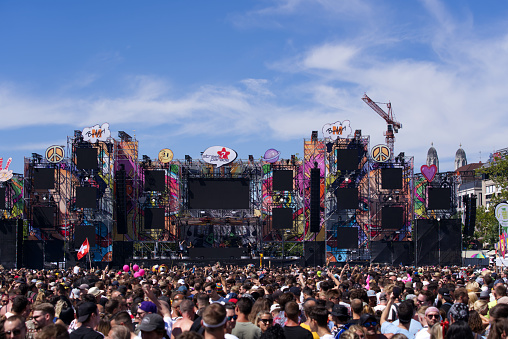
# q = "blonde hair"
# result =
<box><xmin>468</xmin><ymin>292</ymin><xmax>478</xmax><ymax>310</ymax></box>
<box><xmin>429</xmin><ymin>322</ymin><xmax>444</xmax><ymax>339</ymax></box>
<box><xmin>340</xmin><ymin>329</ymin><xmax>360</xmax><ymax>339</ymax></box>
<box><xmin>466</xmin><ymin>281</ymin><xmax>480</xmax><ymax>293</ymax></box>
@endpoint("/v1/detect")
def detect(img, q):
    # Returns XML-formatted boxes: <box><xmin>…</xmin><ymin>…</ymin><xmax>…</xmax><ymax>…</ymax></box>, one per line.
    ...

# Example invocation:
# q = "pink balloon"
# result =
<box><xmin>123</xmin><ymin>265</ymin><xmax>129</xmax><ymax>272</ymax></box>
<box><xmin>133</xmin><ymin>264</ymin><xmax>139</xmax><ymax>272</ymax></box>
<box><xmin>133</xmin><ymin>272</ymin><xmax>140</xmax><ymax>278</ymax></box>
<box><xmin>139</xmin><ymin>269</ymin><xmax>145</xmax><ymax>276</ymax></box>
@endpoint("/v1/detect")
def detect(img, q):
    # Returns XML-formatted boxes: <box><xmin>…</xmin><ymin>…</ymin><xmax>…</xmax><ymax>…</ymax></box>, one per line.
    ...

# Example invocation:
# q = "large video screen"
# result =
<box><xmin>188</xmin><ymin>178</ymin><xmax>250</xmax><ymax>209</ymax></box>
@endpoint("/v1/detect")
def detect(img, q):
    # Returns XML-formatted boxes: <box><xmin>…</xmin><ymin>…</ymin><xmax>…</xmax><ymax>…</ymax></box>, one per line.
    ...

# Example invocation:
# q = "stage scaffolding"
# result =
<box><xmin>325</xmin><ymin>136</ymin><xmax>370</xmax><ymax>263</ymax></box>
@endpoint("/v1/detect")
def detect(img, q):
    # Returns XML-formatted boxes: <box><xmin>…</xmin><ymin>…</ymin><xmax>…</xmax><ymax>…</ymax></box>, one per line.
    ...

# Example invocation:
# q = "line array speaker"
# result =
<box><xmin>310</xmin><ymin>167</ymin><xmax>320</xmax><ymax>232</ymax></box>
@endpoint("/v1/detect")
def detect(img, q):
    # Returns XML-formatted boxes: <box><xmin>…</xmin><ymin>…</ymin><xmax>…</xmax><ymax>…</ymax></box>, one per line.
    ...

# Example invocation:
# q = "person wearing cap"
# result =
<box><xmin>137</xmin><ymin>313</ymin><xmax>167</xmax><ymax>339</ymax></box>
<box><xmin>232</xmin><ymin>297</ymin><xmax>261</xmax><ymax>339</ymax></box>
<box><xmin>136</xmin><ymin>301</ymin><xmax>158</xmax><ymax>326</ymax></box>
<box><xmin>69</xmin><ymin>302</ymin><xmax>102</xmax><ymax>339</ymax></box>
<box><xmin>79</xmin><ymin>284</ymin><xmax>89</xmax><ymax>295</ymax></box>
<box><xmin>367</xmin><ymin>291</ymin><xmax>377</xmax><ymax>308</ymax></box>
<box><xmin>437</xmin><ymin>288</ymin><xmax>453</xmax><ymax>315</ymax></box>
<box><xmin>201</xmin><ymin>303</ymin><xmax>229</xmax><ymax>339</ymax></box>
<box><xmin>330</xmin><ymin>304</ymin><xmax>350</xmax><ymax>338</ymax></box>
<box><xmin>359</xmin><ymin>314</ymin><xmax>383</xmax><ymax>339</ymax></box>
<box><xmin>373</xmin><ymin>293</ymin><xmax>387</xmax><ymax>313</ymax></box>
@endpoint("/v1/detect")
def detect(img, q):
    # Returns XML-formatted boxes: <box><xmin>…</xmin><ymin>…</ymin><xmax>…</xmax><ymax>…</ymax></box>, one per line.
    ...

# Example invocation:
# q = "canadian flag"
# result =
<box><xmin>77</xmin><ymin>238</ymin><xmax>89</xmax><ymax>260</ymax></box>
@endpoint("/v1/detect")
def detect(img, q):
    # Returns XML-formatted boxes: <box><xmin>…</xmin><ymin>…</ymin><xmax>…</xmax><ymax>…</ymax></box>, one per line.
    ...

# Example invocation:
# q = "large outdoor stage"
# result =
<box><xmin>0</xmin><ymin>121</ymin><xmax>466</xmax><ymax>269</ymax></box>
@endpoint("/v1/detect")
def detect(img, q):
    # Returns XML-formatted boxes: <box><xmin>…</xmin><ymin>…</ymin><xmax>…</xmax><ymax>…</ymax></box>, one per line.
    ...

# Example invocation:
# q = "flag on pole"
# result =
<box><xmin>77</xmin><ymin>238</ymin><xmax>89</xmax><ymax>260</ymax></box>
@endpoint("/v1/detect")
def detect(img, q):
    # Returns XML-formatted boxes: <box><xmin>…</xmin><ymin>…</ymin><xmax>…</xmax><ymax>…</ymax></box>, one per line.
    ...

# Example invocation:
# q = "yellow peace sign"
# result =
<box><xmin>45</xmin><ymin>145</ymin><xmax>65</xmax><ymax>163</ymax></box>
<box><xmin>371</xmin><ymin>144</ymin><xmax>390</xmax><ymax>163</ymax></box>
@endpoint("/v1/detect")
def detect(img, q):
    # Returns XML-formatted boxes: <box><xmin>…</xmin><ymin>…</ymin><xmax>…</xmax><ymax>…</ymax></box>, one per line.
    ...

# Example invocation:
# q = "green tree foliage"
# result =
<box><xmin>476</xmin><ymin>153</ymin><xmax>508</xmax><ymax>248</ymax></box>
<box><xmin>475</xmin><ymin>205</ymin><xmax>498</xmax><ymax>248</ymax></box>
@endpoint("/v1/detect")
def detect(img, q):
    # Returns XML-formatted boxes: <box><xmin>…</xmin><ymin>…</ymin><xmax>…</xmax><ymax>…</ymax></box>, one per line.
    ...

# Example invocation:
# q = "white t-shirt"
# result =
<box><xmin>415</xmin><ymin>328</ymin><xmax>431</xmax><ymax>339</ymax></box>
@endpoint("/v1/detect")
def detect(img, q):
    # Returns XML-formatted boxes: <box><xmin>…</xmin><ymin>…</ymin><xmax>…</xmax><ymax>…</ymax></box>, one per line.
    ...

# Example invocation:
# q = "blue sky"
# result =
<box><xmin>1</xmin><ymin>0</ymin><xmax>508</xmax><ymax>174</ymax></box>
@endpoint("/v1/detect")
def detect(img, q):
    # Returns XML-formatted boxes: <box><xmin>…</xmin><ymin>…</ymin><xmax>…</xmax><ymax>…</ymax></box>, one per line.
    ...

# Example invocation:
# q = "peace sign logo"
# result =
<box><xmin>45</xmin><ymin>145</ymin><xmax>65</xmax><ymax>163</ymax></box>
<box><xmin>371</xmin><ymin>144</ymin><xmax>390</xmax><ymax>163</ymax></box>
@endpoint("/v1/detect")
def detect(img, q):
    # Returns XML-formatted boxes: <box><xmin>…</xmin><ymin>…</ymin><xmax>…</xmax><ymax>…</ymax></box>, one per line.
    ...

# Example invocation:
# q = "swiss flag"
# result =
<box><xmin>77</xmin><ymin>238</ymin><xmax>89</xmax><ymax>260</ymax></box>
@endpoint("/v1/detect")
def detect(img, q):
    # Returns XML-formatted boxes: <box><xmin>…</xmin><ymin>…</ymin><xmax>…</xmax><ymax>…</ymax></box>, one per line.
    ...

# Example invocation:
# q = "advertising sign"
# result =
<box><xmin>202</xmin><ymin>146</ymin><xmax>237</xmax><ymax>167</ymax></box>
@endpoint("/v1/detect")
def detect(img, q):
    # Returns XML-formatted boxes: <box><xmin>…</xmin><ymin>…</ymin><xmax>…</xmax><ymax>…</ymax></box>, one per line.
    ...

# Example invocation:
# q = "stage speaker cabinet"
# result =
<box><xmin>381</xmin><ymin>206</ymin><xmax>404</xmax><ymax>229</ymax></box>
<box><xmin>45</xmin><ymin>240</ymin><xmax>65</xmax><ymax>262</ymax></box>
<box><xmin>272</xmin><ymin>207</ymin><xmax>293</xmax><ymax>230</ymax></box>
<box><xmin>335</xmin><ymin>188</ymin><xmax>358</xmax><ymax>210</ymax></box>
<box><xmin>23</xmin><ymin>241</ymin><xmax>44</xmax><ymax>269</ymax></box>
<box><xmin>416</xmin><ymin>219</ymin><xmax>439</xmax><ymax>266</ymax></box>
<box><xmin>144</xmin><ymin>170</ymin><xmax>166</xmax><ymax>192</ymax></box>
<box><xmin>112</xmin><ymin>241</ymin><xmax>133</xmax><ymax>268</ymax></box>
<box><xmin>74</xmin><ymin>225</ymin><xmax>96</xmax><ymax>248</ymax></box>
<box><xmin>370</xmin><ymin>241</ymin><xmax>392</xmax><ymax>264</ymax></box>
<box><xmin>0</xmin><ymin>187</ymin><xmax>5</xmax><ymax>209</ymax></box>
<box><xmin>115</xmin><ymin>170</ymin><xmax>128</xmax><ymax>234</ymax></box>
<box><xmin>272</xmin><ymin>170</ymin><xmax>293</xmax><ymax>191</ymax></box>
<box><xmin>76</xmin><ymin>187</ymin><xmax>97</xmax><ymax>209</ymax></box>
<box><xmin>310</xmin><ymin>168</ymin><xmax>320</xmax><ymax>232</ymax></box>
<box><xmin>304</xmin><ymin>241</ymin><xmax>325</xmax><ymax>267</ymax></box>
<box><xmin>427</xmin><ymin>187</ymin><xmax>451</xmax><ymax>210</ymax></box>
<box><xmin>336</xmin><ymin>227</ymin><xmax>359</xmax><ymax>249</ymax></box>
<box><xmin>33</xmin><ymin>206</ymin><xmax>56</xmax><ymax>228</ymax></box>
<box><xmin>76</xmin><ymin>147</ymin><xmax>98</xmax><ymax>170</ymax></box>
<box><xmin>336</xmin><ymin>149</ymin><xmax>359</xmax><ymax>171</ymax></box>
<box><xmin>381</xmin><ymin>168</ymin><xmax>403</xmax><ymax>189</ymax></box>
<box><xmin>0</xmin><ymin>220</ymin><xmax>21</xmax><ymax>269</ymax></box>
<box><xmin>33</xmin><ymin>168</ymin><xmax>55</xmax><ymax>190</ymax></box>
<box><xmin>439</xmin><ymin>219</ymin><xmax>461</xmax><ymax>266</ymax></box>
<box><xmin>467</xmin><ymin>196</ymin><xmax>477</xmax><ymax>237</ymax></box>
<box><xmin>144</xmin><ymin>208</ymin><xmax>165</xmax><ymax>229</ymax></box>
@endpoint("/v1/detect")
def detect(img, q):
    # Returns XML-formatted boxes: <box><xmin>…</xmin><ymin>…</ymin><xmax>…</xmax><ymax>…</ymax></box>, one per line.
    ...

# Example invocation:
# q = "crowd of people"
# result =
<box><xmin>0</xmin><ymin>262</ymin><xmax>508</xmax><ymax>339</ymax></box>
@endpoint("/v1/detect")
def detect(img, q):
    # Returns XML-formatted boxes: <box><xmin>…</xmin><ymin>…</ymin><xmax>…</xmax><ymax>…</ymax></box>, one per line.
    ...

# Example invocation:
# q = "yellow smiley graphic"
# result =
<box><xmin>158</xmin><ymin>149</ymin><xmax>174</xmax><ymax>163</ymax></box>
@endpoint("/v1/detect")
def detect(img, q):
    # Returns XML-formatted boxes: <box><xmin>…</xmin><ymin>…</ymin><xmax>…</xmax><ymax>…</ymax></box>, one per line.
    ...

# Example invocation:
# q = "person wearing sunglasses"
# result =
<box><xmin>255</xmin><ymin>311</ymin><xmax>273</xmax><ymax>333</ymax></box>
<box><xmin>359</xmin><ymin>314</ymin><xmax>384</xmax><ymax>339</ymax></box>
<box><xmin>414</xmin><ymin>307</ymin><xmax>440</xmax><ymax>339</ymax></box>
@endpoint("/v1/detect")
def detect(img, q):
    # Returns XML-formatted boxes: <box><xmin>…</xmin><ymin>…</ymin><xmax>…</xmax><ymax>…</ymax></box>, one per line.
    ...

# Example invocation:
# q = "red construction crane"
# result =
<box><xmin>362</xmin><ymin>93</ymin><xmax>402</xmax><ymax>161</ymax></box>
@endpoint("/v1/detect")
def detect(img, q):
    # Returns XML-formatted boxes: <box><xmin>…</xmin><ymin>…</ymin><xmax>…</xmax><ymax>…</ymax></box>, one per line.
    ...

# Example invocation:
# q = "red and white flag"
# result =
<box><xmin>77</xmin><ymin>238</ymin><xmax>89</xmax><ymax>260</ymax></box>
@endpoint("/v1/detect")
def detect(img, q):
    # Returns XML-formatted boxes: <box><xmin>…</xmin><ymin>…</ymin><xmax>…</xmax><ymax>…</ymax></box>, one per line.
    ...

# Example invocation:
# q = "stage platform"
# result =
<box><xmin>96</xmin><ymin>256</ymin><xmax>305</xmax><ymax>269</ymax></box>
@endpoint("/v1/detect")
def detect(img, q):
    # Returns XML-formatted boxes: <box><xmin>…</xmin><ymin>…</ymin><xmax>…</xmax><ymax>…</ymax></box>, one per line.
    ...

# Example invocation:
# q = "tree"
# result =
<box><xmin>476</xmin><ymin>153</ymin><xmax>508</xmax><ymax>248</ymax></box>
<box><xmin>475</xmin><ymin>205</ymin><xmax>498</xmax><ymax>248</ymax></box>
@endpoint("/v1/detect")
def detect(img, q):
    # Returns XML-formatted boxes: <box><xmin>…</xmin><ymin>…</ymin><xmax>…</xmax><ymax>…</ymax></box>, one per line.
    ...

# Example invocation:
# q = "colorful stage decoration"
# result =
<box><xmin>322</xmin><ymin>120</ymin><xmax>353</xmax><ymax>140</ymax></box>
<box><xmin>82</xmin><ymin>123</ymin><xmax>111</xmax><ymax>142</ymax></box>
<box><xmin>371</xmin><ymin>144</ymin><xmax>391</xmax><ymax>163</ymax></box>
<box><xmin>421</xmin><ymin>164</ymin><xmax>437</xmax><ymax>182</ymax></box>
<box><xmin>45</xmin><ymin>145</ymin><xmax>65</xmax><ymax>163</ymax></box>
<box><xmin>158</xmin><ymin>149</ymin><xmax>173</xmax><ymax>163</ymax></box>
<box><xmin>263</xmin><ymin>148</ymin><xmax>280</xmax><ymax>163</ymax></box>
<box><xmin>0</xmin><ymin>157</ymin><xmax>13</xmax><ymax>182</ymax></box>
<box><xmin>202</xmin><ymin>146</ymin><xmax>237</xmax><ymax>167</ymax></box>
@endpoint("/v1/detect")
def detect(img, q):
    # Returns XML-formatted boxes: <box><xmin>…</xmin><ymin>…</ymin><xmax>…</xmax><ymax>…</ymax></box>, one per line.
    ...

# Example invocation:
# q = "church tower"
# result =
<box><xmin>455</xmin><ymin>144</ymin><xmax>467</xmax><ymax>170</ymax></box>
<box><xmin>426</xmin><ymin>142</ymin><xmax>439</xmax><ymax>172</ymax></box>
